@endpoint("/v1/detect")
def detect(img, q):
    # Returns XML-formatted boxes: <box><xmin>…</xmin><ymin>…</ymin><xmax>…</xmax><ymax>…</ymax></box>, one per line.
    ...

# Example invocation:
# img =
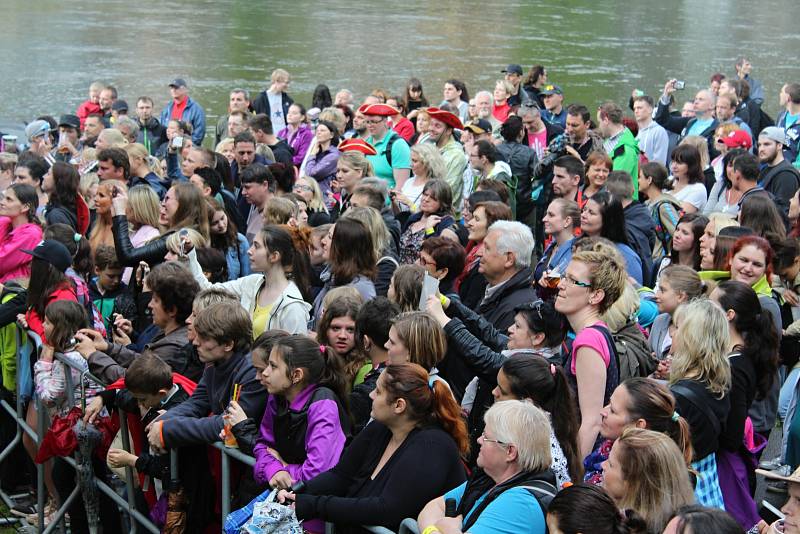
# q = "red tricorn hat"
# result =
<box><xmin>425</xmin><ymin>107</ymin><xmax>463</xmax><ymax>130</ymax></box>
<box><xmin>357</xmin><ymin>103</ymin><xmax>399</xmax><ymax>116</ymax></box>
<box><xmin>338</xmin><ymin>138</ymin><xmax>378</xmax><ymax>156</ymax></box>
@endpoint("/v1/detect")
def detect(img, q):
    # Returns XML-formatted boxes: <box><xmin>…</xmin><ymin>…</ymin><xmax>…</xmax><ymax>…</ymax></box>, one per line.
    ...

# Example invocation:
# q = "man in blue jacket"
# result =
<box><xmin>160</xmin><ymin>78</ymin><xmax>206</xmax><ymax>146</ymax></box>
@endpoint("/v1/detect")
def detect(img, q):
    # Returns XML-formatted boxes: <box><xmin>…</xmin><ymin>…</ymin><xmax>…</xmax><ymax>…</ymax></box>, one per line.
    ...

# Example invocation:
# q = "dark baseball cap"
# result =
<box><xmin>22</xmin><ymin>240</ymin><xmax>72</xmax><ymax>272</ymax></box>
<box><xmin>502</xmin><ymin>64</ymin><xmax>523</xmax><ymax>76</ymax></box>
<box><xmin>111</xmin><ymin>100</ymin><xmax>129</xmax><ymax>112</ymax></box>
<box><xmin>58</xmin><ymin>114</ymin><xmax>80</xmax><ymax>129</ymax></box>
<box><xmin>168</xmin><ymin>78</ymin><xmax>188</xmax><ymax>88</ymax></box>
<box><xmin>464</xmin><ymin>119</ymin><xmax>493</xmax><ymax>135</ymax></box>
<box><xmin>541</xmin><ymin>84</ymin><xmax>563</xmax><ymax>96</ymax></box>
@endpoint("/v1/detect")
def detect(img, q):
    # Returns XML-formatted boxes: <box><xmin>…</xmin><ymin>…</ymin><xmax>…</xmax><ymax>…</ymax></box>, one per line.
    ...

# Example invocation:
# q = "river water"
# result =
<box><xmin>1</xmin><ymin>0</ymin><xmax>797</xmax><ymax>135</ymax></box>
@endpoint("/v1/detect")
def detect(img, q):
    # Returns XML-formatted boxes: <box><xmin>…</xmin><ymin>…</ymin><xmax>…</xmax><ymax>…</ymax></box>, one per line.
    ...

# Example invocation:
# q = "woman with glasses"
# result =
<box><xmin>398</xmin><ymin>179</ymin><xmax>456</xmax><ymax>265</ymax></box>
<box><xmin>277</xmin><ymin>363</ymin><xmax>468</xmax><ymax>533</ymax></box>
<box><xmin>555</xmin><ymin>248</ymin><xmax>627</xmax><ymax>459</ymax></box>
<box><xmin>418</xmin><ymin>400</ymin><xmax>555</xmax><ymax>534</ymax></box>
<box><xmin>294</xmin><ymin>175</ymin><xmax>331</xmax><ymax>225</ymax></box>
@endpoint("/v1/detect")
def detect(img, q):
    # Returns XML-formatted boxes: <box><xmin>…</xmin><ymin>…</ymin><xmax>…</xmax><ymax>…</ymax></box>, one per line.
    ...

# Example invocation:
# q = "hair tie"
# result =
<box><xmin>428</xmin><ymin>376</ymin><xmax>436</xmax><ymax>390</ymax></box>
<box><xmin>73</xmin><ymin>233</ymin><xmax>81</xmax><ymax>243</ymax></box>
<box><xmin>671</xmin><ymin>411</ymin><xmax>680</xmax><ymax>422</ymax></box>
<box><xmin>550</xmin><ymin>364</ymin><xmax>556</xmax><ymax>376</ymax></box>
<box><xmin>319</xmin><ymin>345</ymin><xmax>326</xmax><ymax>354</ymax></box>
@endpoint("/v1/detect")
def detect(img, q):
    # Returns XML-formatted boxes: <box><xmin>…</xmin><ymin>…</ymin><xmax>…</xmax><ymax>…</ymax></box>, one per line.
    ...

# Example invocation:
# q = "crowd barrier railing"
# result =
<box><xmin>0</xmin><ymin>326</ymin><xmax>400</xmax><ymax>534</ymax></box>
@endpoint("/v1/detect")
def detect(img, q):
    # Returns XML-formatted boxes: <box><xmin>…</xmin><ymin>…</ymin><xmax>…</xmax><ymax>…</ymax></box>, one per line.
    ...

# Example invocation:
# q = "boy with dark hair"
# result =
<box><xmin>350</xmin><ymin>297</ymin><xmax>400</xmax><ymax>434</ymax></box>
<box><xmin>89</xmin><ymin>245</ymin><xmax>136</xmax><ymax>338</ymax></box>
<box><xmin>84</xmin><ymin>352</ymin><xmax>215</xmax><ymax>533</ymax></box>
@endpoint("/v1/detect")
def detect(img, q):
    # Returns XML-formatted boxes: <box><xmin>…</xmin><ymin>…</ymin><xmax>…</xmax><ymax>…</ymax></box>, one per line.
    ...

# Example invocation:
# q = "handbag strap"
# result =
<box><xmin>670</xmin><ymin>382</ymin><xmax>721</xmax><ymax>437</ymax></box>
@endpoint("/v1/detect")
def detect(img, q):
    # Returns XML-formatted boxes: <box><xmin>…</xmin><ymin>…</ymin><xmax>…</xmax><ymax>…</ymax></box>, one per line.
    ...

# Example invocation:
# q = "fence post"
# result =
<box><xmin>118</xmin><ymin>406</ymin><xmax>138</xmax><ymax>534</ymax></box>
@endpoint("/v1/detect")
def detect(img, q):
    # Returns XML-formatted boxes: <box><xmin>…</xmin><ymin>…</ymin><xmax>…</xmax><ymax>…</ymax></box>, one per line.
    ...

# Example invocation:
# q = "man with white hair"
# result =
<box><xmin>474</xmin><ymin>90</ymin><xmax>502</xmax><ymax>133</ymax></box>
<box><xmin>478</xmin><ymin>220</ymin><xmax>537</xmax><ymax>331</ymax></box>
<box><xmin>334</xmin><ymin>89</ymin><xmax>354</xmax><ymax>109</ymax></box>
<box><xmin>114</xmin><ymin>116</ymin><xmax>140</xmax><ymax>144</ymax></box>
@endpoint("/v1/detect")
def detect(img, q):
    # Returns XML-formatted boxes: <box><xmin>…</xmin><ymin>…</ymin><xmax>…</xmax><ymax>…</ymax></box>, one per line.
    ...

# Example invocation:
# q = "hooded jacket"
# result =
<box><xmin>136</xmin><ymin>116</ymin><xmax>165</xmax><ymax>155</ymax></box>
<box><xmin>43</xmin><ymin>195</ymin><xmax>90</xmax><ymax>236</ymax></box>
<box><xmin>496</xmin><ymin>141</ymin><xmax>538</xmax><ymax>218</ymax></box>
<box><xmin>0</xmin><ymin>218</ymin><xmax>42</xmax><ymax>283</ymax></box>
<box><xmin>186</xmin><ymin>247</ymin><xmax>310</xmax><ymax>334</ymax></box>
<box><xmin>623</xmin><ymin>201</ymin><xmax>655</xmax><ymax>284</ymax></box>
<box><xmin>608</xmin><ymin>128</ymin><xmax>641</xmax><ymax>197</ymax></box>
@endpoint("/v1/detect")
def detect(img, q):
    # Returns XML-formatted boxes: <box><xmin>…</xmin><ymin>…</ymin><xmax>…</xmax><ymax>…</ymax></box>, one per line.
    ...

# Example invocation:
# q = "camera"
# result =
<box><xmin>674</xmin><ymin>80</ymin><xmax>686</xmax><ymax>90</ymax></box>
<box><xmin>538</xmin><ymin>133</ymin><xmax>569</xmax><ymax>169</ymax></box>
<box><xmin>171</xmin><ymin>136</ymin><xmax>184</xmax><ymax>148</ymax></box>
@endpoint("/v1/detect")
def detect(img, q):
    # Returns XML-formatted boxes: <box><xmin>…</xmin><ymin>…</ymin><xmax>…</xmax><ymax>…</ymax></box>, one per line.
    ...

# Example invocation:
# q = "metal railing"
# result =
<box><xmin>0</xmin><ymin>326</ymin><xmax>400</xmax><ymax>534</ymax></box>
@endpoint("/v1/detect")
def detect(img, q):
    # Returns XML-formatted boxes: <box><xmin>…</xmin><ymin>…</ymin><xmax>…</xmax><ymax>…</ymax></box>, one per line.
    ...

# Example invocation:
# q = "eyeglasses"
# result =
<box><xmin>563</xmin><ymin>274</ymin><xmax>592</xmax><ymax>288</ymax></box>
<box><xmin>365</xmin><ymin>119</ymin><xmax>384</xmax><ymax>125</ymax></box>
<box><xmin>293</xmin><ymin>184</ymin><xmax>313</xmax><ymax>192</ymax></box>
<box><xmin>480</xmin><ymin>432</ymin><xmax>510</xmax><ymax>448</ymax></box>
<box><xmin>417</xmin><ymin>256</ymin><xmax>437</xmax><ymax>268</ymax></box>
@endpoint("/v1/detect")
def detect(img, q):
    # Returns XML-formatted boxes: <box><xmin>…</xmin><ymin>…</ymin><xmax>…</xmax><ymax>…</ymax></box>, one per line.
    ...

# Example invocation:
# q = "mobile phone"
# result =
<box><xmin>418</xmin><ymin>272</ymin><xmax>440</xmax><ymax>312</ymax></box>
<box><xmin>674</xmin><ymin>80</ymin><xmax>686</xmax><ymax>90</ymax></box>
<box><xmin>179</xmin><ymin>228</ymin><xmax>189</xmax><ymax>258</ymax></box>
<box><xmin>111</xmin><ymin>185</ymin><xmax>119</xmax><ymax>198</ymax></box>
<box><xmin>171</xmin><ymin>136</ymin><xmax>184</xmax><ymax>148</ymax></box>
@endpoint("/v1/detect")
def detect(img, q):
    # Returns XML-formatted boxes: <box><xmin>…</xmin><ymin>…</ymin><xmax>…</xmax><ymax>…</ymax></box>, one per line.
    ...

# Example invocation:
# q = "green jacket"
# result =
<box><xmin>609</xmin><ymin>128</ymin><xmax>640</xmax><ymax>199</ymax></box>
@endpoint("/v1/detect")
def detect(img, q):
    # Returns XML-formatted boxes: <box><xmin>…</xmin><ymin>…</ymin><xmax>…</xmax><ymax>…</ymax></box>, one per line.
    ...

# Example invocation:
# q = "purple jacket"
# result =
<box><xmin>278</xmin><ymin>124</ymin><xmax>314</xmax><ymax>166</ymax></box>
<box><xmin>0</xmin><ymin>218</ymin><xmax>43</xmax><ymax>283</ymax></box>
<box><xmin>252</xmin><ymin>384</ymin><xmax>345</xmax><ymax>485</ymax></box>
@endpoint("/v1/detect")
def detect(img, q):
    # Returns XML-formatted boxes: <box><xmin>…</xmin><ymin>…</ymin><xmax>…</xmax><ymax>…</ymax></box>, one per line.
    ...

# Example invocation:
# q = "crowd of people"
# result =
<box><xmin>0</xmin><ymin>57</ymin><xmax>800</xmax><ymax>534</ymax></box>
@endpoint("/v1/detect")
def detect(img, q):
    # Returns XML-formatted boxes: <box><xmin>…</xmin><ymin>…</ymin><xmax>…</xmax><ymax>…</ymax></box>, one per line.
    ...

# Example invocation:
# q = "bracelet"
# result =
<box><xmin>439</xmin><ymin>294</ymin><xmax>449</xmax><ymax>307</ymax></box>
<box><xmin>422</xmin><ymin>527</ymin><xmax>441</xmax><ymax>534</ymax></box>
<box><xmin>425</xmin><ymin>227</ymin><xmax>435</xmax><ymax>235</ymax></box>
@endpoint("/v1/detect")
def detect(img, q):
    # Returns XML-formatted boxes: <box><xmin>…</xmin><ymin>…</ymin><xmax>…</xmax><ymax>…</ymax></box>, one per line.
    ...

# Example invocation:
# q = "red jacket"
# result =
<box><xmin>26</xmin><ymin>284</ymin><xmax>78</xmax><ymax>343</ymax></box>
<box><xmin>392</xmin><ymin>117</ymin><xmax>416</xmax><ymax>142</ymax></box>
<box><xmin>76</xmin><ymin>100</ymin><xmax>101</xmax><ymax>128</ymax></box>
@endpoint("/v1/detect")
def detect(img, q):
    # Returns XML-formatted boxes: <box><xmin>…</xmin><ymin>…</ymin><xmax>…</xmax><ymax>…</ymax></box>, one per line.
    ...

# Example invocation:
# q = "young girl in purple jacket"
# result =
<box><xmin>226</xmin><ymin>333</ymin><xmax>350</xmax><ymax>534</ymax></box>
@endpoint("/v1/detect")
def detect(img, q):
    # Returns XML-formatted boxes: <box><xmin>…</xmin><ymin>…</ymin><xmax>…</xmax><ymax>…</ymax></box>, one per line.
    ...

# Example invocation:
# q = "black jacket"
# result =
<box><xmin>268</xmin><ymin>139</ymin><xmax>295</xmax><ymax>167</ymax></box>
<box><xmin>251</xmin><ymin>90</ymin><xmax>294</xmax><ymax>123</ymax></box>
<box><xmin>458</xmin><ymin>261</ymin><xmax>488</xmax><ymax>312</ymax></box>
<box><xmin>477</xmin><ymin>267</ymin><xmax>537</xmax><ymax>332</ymax></box>
<box><xmin>654</xmin><ymin>101</ymin><xmax>719</xmax><ymax>158</ymax></box>
<box><xmin>622</xmin><ymin>202</ymin><xmax>655</xmax><ymax>284</ymax></box>
<box><xmin>496</xmin><ymin>142</ymin><xmax>539</xmax><ymax>219</ymax></box>
<box><xmin>759</xmin><ymin>159</ymin><xmax>800</xmax><ymax>215</ymax></box>
<box><xmin>136</xmin><ymin>117</ymin><xmax>166</xmax><ymax>155</ymax></box>
<box><xmin>112</xmin><ymin>215</ymin><xmax>170</xmax><ymax>268</ymax></box>
<box><xmin>375</xmin><ymin>250</ymin><xmax>399</xmax><ymax>298</ymax></box>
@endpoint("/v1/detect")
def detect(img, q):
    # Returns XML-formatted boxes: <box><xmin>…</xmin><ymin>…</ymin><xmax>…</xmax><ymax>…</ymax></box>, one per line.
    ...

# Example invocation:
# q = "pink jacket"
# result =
<box><xmin>0</xmin><ymin>218</ymin><xmax>43</xmax><ymax>283</ymax></box>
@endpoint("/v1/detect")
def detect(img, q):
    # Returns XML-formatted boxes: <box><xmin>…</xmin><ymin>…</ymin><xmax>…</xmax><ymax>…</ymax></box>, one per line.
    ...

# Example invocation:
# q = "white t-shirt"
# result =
<box><xmin>670</xmin><ymin>182</ymin><xmax>708</xmax><ymax>211</ymax></box>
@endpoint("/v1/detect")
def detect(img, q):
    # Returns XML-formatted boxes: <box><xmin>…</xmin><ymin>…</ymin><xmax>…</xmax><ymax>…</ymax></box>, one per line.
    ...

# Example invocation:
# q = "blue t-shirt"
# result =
<box><xmin>686</xmin><ymin>118</ymin><xmax>714</xmax><ymax>137</ymax></box>
<box><xmin>444</xmin><ymin>481</ymin><xmax>546</xmax><ymax>534</ymax></box>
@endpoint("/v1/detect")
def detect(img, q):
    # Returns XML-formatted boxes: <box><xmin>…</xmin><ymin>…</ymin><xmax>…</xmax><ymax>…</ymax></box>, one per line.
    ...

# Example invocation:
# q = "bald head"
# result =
<box><xmin>693</xmin><ymin>89</ymin><xmax>715</xmax><ymax>118</ymax></box>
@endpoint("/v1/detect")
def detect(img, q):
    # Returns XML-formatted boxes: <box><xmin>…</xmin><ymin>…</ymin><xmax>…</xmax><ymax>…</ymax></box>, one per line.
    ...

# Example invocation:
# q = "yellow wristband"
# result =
<box><xmin>425</xmin><ymin>227</ymin><xmax>435</xmax><ymax>235</ymax></box>
<box><xmin>411</xmin><ymin>203</ymin><xmax>418</xmax><ymax>212</ymax></box>
<box><xmin>439</xmin><ymin>294</ymin><xmax>448</xmax><ymax>307</ymax></box>
<box><xmin>422</xmin><ymin>527</ymin><xmax>441</xmax><ymax>534</ymax></box>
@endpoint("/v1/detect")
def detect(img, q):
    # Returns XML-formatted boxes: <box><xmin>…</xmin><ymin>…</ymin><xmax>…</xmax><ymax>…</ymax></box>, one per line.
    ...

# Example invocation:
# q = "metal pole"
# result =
<box><xmin>118</xmin><ymin>407</ymin><xmax>138</xmax><ymax>534</ymax></box>
<box><xmin>221</xmin><ymin>447</ymin><xmax>230</xmax><ymax>521</ymax></box>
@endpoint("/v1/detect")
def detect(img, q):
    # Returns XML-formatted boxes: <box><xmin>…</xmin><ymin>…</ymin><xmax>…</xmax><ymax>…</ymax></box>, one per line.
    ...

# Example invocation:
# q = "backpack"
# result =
<box><xmin>588</xmin><ymin>323</ymin><xmax>656</xmax><ymax>382</ymax></box>
<box><xmin>384</xmin><ymin>132</ymin><xmax>399</xmax><ymax>167</ymax></box>
<box><xmin>650</xmin><ymin>197</ymin><xmax>682</xmax><ymax>256</ymax></box>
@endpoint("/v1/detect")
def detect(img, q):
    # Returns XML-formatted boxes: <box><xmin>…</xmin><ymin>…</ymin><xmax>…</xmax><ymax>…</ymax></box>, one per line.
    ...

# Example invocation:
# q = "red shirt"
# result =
<box><xmin>392</xmin><ymin>117</ymin><xmax>415</xmax><ymax>142</ymax></box>
<box><xmin>170</xmin><ymin>96</ymin><xmax>188</xmax><ymax>120</ymax></box>
<box><xmin>492</xmin><ymin>103</ymin><xmax>511</xmax><ymax>123</ymax></box>
<box><xmin>25</xmin><ymin>284</ymin><xmax>78</xmax><ymax>343</ymax></box>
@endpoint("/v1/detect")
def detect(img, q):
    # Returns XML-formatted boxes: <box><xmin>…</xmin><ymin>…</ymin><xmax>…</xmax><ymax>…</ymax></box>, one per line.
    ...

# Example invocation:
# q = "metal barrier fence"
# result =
<box><xmin>0</xmin><ymin>326</ymin><xmax>397</xmax><ymax>534</ymax></box>
<box><xmin>0</xmin><ymin>327</ymin><xmax>262</xmax><ymax>533</ymax></box>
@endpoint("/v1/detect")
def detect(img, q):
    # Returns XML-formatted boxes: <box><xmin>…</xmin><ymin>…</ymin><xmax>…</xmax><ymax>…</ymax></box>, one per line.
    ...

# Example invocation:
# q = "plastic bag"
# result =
<box><xmin>224</xmin><ymin>488</ymin><xmax>304</xmax><ymax>534</ymax></box>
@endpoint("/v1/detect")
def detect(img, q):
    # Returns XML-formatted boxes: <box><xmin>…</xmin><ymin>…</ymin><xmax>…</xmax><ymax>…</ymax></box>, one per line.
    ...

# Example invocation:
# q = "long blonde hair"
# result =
<box><xmin>338</xmin><ymin>151</ymin><xmax>373</xmax><ymax>180</ymax></box>
<box><xmin>669</xmin><ymin>298</ymin><xmax>731</xmax><ymax>397</ymax></box>
<box><xmin>613</xmin><ymin>428</ymin><xmax>695</xmax><ymax>533</ymax></box>
<box><xmin>297</xmin><ymin>176</ymin><xmax>327</xmax><ymax>212</ymax></box>
<box><xmin>89</xmin><ymin>180</ymin><xmax>127</xmax><ymax>252</ymax></box>
<box><xmin>127</xmin><ymin>185</ymin><xmax>161</xmax><ymax>231</ymax></box>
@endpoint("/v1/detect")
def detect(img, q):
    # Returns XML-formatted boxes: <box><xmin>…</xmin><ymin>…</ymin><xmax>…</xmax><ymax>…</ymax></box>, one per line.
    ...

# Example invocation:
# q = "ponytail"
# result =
<box><xmin>622</xmin><ymin>378</ymin><xmax>693</xmax><ymax>466</ymax></box>
<box><xmin>382</xmin><ymin>364</ymin><xmax>470</xmax><ymax>456</ymax></box>
<box><xmin>715</xmin><ymin>280</ymin><xmax>780</xmax><ymax>399</ymax></box>
<box><xmin>429</xmin><ymin>378</ymin><xmax>470</xmax><ymax>456</ymax></box>
<box><xmin>502</xmin><ymin>355</ymin><xmax>582</xmax><ymax>481</ymax></box>
<box><xmin>548</xmin><ymin>484</ymin><xmax>649</xmax><ymax>534</ymax></box>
